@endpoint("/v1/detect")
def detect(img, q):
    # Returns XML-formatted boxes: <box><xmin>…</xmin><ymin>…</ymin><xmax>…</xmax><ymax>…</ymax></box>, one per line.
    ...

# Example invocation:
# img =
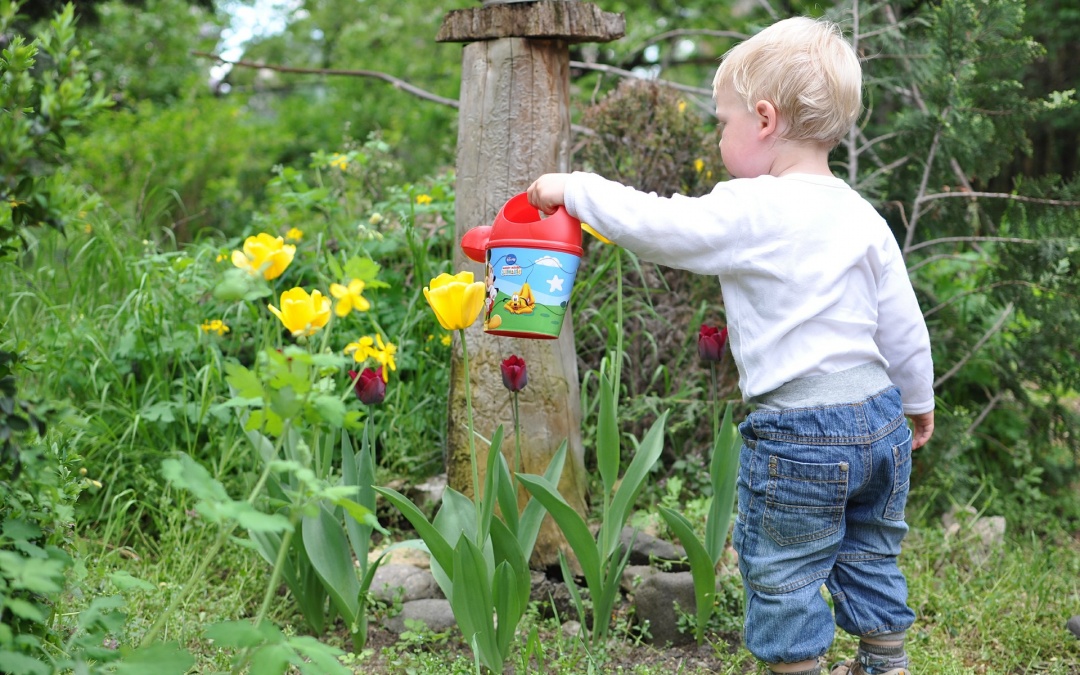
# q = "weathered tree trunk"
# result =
<box><xmin>447</xmin><ymin>36</ymin><xmax>587</xmax><ymax>567</ymax></box>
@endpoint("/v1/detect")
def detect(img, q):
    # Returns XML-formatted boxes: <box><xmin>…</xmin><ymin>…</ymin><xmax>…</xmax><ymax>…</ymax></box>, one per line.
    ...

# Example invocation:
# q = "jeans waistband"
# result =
<box><xmin>750</xmin><ymin>362</ymin><xmax>893</xmax><ymax>411</ymax></box>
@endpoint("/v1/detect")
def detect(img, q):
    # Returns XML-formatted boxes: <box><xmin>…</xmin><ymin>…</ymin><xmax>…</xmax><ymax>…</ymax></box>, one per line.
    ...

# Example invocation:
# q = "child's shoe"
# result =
<box><xmin>830</xmin><ymin>659</ymin><xmax>909</xmax><ymax>675</ymax></box>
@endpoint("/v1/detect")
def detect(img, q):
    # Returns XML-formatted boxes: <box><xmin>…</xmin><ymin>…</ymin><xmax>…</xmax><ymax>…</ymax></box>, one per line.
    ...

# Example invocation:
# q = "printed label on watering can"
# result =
<box><xmin>483</xmin><ymin>247</ymin><xmax>580</xmax><ymax>339</ymax></box>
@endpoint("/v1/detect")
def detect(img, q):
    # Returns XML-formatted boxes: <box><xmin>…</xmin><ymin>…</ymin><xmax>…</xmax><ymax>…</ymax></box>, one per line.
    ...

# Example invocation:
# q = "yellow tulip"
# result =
<box><xmin>330</xmin><ymin>279</ymin><xmax>371</xmax><ymax>317</ymax></box>
<box><xmin>231</xmin><ymin>233</ymin><xmax>296</xmax><ymax>280</ymax></box>
<box><xmin>423</xmin><ymin>271</ymin><xmax>485</xmax><ymax>331</ymax></box>
<box><xmin>268</xmin><ymin>287</ymin><xmax>331</xmax><ymax>337</ymax></box>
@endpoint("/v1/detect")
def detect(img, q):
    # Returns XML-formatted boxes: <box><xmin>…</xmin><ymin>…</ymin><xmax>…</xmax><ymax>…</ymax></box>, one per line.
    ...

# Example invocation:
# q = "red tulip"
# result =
<box><xmin>500</xmin><ymin>355</ymin><xmax>528</xmax><ymax>393</ymax></box>
<box><xmin>349</xmin><ymin>367</ymin><xmax>386</xmax><ymax>405</ymax></box>
<box><xmin>698</xmin><ymin>325</ymin><xmax>728</xmax><ymax>362</ymax></box>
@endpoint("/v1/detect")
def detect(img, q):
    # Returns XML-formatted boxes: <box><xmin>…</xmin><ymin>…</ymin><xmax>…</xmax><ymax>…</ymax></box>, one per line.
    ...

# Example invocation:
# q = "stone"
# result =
<box><xmin>632</xmin><ymin>571</ymin><xmax>697</xmax><ymax>647</ymax></box>
<box><xmin>620</xmin><ymin>526</ymin><xmax>686</xmax><ymax>567</ymax></box>
<box><xmin>370</xmin><ymin>563</ymin><xmax>442</xmax><ymax>603</ymax></box>
<box><xmin>384</xmin><ymin>598</ymin><xmax>457</xmax><ymax>635</ymax></box>
<box><xmin>620</xmin><ymin>564</ymin><xmax>658</xmax><ymax>593</ymax></box>
<box><xmin>942</xmin><ymin>504</ymin><xmax>1006</xmax><ymax>565</ymax></box>
<box><xmin>1067</xmin><ymin>616</ymin><xmax>1080</xmax><ymax>640</ymax></box>
<box><xmin>529</xmin><ymin>570</ymin><xmax>579</xmax><ymax>622</ymax></box>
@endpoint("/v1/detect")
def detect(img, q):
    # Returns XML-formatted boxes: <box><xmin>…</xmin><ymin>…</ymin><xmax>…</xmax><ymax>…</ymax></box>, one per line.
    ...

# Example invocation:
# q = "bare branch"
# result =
<box><xmin>965</xmin><ymin>390</ymin><xmax>1005</xmax><ymax>436</ymax></box>
<box><xmin>915</xmin><ymin>191</ymin><xmax>1080</xmax><ymax>208</ymax></box>
<box><xmin>906</xmin><ymin>236</ymin><xmax>1039</xmax><ymax>254</ymax></box>
<box><xmin>923</xmin><ymin>281</ymin><xmax>1045</xmax><ymax>318</ymax></box>
<box><xmin>569</xmin><ymin>60</ymin><xmax>713</xmax><ymax>98</ymax></box>
<box><xmin>621</xmin><ymin>28</ymin><xmax>749</xmax><ymax>61</ymax></box>
<box><xmin>191</xmin><ymin>51</ymin><xmax>461</xmax><ymax>108</ymax></box>
<box><xmin>906</xmin><ymin>252</ymin><xmax>989</xmax><ymax>274</ymax></box>
<box><xmin>934</xmin><ymin>302</ymin><xmax>1013</xmax><ymax>389</ymax></box>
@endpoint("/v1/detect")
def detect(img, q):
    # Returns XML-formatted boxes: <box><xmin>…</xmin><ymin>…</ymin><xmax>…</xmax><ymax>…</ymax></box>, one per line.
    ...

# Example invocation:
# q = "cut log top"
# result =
<box><xmin>437</xmin><ymin>1</ymin><xmax>625</xmax><ymax>44</ymax></box>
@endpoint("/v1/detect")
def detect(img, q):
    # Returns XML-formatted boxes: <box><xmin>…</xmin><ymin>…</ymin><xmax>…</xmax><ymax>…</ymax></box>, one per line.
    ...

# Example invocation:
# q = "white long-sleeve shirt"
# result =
<box><xmin>564</xmin><ymin>171</ymin><xmax>935</xmax><ymax>415</ymax></box>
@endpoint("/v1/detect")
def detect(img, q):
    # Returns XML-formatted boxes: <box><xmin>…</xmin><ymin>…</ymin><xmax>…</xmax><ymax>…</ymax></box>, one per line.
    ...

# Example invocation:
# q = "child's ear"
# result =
<box><xmin>754</xmin><ymin>100</ymin><xmax>780</xmax><ymax>139</ymax></box>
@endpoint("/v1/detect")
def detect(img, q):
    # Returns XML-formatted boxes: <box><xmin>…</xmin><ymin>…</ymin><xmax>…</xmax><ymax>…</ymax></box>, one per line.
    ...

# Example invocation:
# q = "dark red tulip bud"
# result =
<box><xmin>500</xmin><ymin>355</ymin><xmax>528</xmax><ymax>393</ymax></box>
<box><xmin>698</xmin><ymin>325</ymin><xmax>728</xmax><ymax>362</ymax></box>
<box><xmin>349</xmin><ymin>367</ymin><xmax>386</xmax><ymax>405</ymax></box>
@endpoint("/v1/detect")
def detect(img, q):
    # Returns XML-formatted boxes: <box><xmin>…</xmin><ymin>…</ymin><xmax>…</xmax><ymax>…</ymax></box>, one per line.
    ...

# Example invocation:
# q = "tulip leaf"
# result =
<box><xmin>373</xmin><ymin>486</ymin><xmax>454</xmax><ymax>576</ymax></box>
<box><xmin>450</xmin><ymin>537</ymin><xmax>501</xmax><ymax>672</ymax></box>
<box><xmin>493</xmin><ymin>449</ymin><xmax>519</xmax><ymax>536</ymax></box>
<box><xmin>659</xmin><ymin>506</ymin><xmax>717</xmax><ymax>645</ymax></box>
<box><xmin>604</xmin><ymin>411</ymin><xmax>668</xmax><ymax>560</ymax></box>
<box><xmin>302</xmin><ymin>506</ymin><xmax>360</xmax><ymax>622</ymax></box>
<box><xmin>517</xmin><ymin>441</ymin><xmax>567</xmax><ymax>561</ymax></box>
<box><xmin>342</xmin><ymin>428</ymin><xmax>379</xmax><ymax>566</ymax></box>
<box><xmin>490</xmin><ymin>517</ymin><xmax>530</xmax><ymax>611</ymax></box>
<box><xmin>515</xmin><ymin>473</ymin><xmax>601</xmax><ymax>594</ymax></box>
<box><xmin>706</xmin><ymin>403</ymin><xmax>741</xmax><ymax>565</ymax></box>
<box><xmin>597</xmin><ymin>368</ymin><xmax>619</xmax><ymax>496</ymax></box>
<box><xmin>481</xmin><ymin>425</ymin><xmax>506</xmax><ymax>540</ymax></box>
<box><xmin>492</xmin><ymin>560</ymin><xmax>521</xmax><ymax>658</ymax></box>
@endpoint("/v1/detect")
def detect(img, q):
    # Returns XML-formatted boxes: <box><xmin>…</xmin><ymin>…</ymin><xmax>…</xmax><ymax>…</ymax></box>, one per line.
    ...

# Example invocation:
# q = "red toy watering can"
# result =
<box><xmin>460</xmin><ymin>193</ymin><xmax>582</xmax><ymax>339</ymax></box>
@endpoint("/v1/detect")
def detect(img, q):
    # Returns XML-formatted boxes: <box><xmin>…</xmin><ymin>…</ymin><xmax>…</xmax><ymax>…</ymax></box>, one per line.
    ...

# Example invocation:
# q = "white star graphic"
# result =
<box><xmin>547</xmin><ymin>274</ymin><xmax>565</xmax><ymax>293</ymax></box>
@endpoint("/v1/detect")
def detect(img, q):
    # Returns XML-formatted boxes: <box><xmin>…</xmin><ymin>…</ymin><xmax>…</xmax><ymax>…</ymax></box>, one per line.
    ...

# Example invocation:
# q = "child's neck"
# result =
<box><xmin>769</xmin><ymin>141</ymin><xmax>835</xmax><ymax>178</ymax></box>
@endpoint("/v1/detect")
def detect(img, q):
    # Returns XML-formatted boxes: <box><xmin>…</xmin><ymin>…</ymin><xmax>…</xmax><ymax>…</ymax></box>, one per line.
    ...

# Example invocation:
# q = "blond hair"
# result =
<box><xmin>713</xmin><ymin>16</ymin><xmax>862</xmax><ymax>147</ymax></box>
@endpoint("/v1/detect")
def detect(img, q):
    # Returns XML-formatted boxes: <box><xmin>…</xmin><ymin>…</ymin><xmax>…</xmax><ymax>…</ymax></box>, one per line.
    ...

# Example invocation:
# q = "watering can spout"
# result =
<box><xmin>461</xmin><ymin>226</ymin><xmax>491</xmax><ymax>263</ymax></box>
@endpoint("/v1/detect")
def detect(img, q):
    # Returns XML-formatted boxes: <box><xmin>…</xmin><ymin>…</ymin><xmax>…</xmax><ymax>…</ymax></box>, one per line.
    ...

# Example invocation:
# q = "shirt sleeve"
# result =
<box><xmin>875</xmin><ymin>238</ymin><xmax>935</xmax><ymax>414</ymax></box>
<box><xmin>563</xmin><ymin>171</ymin><xmax>738</xmax><ymax>275</ymax></box>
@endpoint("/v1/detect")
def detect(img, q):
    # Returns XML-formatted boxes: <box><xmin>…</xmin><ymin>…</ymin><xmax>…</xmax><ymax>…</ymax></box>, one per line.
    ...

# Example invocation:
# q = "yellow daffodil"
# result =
<box><xmin>200</xmin><ymin>319</ymin><xmax>230</xmax><ymax>336</ymax></box>
<box><xmin>416</xmin><ymin>194</ymin><xmax>433</xmax><ymax>205</ymax></box>
<box><xmin>231</xmin><ymin>233</ymin><xmax>296</xmax><ymax>280</ymax></box>
<box><xmin>344</xmin><ymin>336</ymin><xmax>377</xmax><ymax>362</ymax></box>
<box><xmin>285</xmin><ymin>227</ymin><xmax>303</xmax><ymax>242</ymax></box>
<box><xmin>423</xmin><ymin>271</ymin><xmax>485</xmax><ymax>331</ymax></box>
<box><xmin>372</xmin><ymin>334</ymin><xmax>397</xmax><ymax>381</ymax></box>
<box><xmin>268</xmin><ymin>287</ymin><xmax>331</xmax><ymax>338</ymax></box>
<box><xmin>330</xmin><ymin>279</ymin><xmax>371</xmax><ymax>317</ymax></box>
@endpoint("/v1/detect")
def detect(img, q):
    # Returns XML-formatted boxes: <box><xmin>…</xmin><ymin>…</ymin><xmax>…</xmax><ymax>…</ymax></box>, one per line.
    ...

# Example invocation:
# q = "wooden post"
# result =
<box><xmin>438</xmin><ymin>0</ymin><xmax>624</xmax><ymax>567</ymax></box>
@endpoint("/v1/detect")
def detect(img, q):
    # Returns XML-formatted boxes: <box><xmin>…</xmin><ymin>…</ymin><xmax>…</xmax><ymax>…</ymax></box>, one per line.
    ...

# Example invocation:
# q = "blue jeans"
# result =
<box><xmin>732</xmin><ymin>386</ymin><xmax>916</xmax><ymax>665</ymax></box>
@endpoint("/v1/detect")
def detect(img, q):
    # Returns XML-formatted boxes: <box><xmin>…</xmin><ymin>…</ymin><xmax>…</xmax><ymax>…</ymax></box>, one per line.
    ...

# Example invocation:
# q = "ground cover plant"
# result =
<box><xmin>2</xmin><ymin>0</ymin><xmax>1079</xmax><ymax>673</ymax></box>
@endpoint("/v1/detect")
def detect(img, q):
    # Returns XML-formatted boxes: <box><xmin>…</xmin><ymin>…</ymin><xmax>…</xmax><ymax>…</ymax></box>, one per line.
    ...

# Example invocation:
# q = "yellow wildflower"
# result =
<box><xmin>371</xmin><ymin>334</ymin><xmax>397</xmax><ymax>382</ymax></box>
<box><xmin>416</xmin><ymin>194</ymin><xmax>433</xmax><ymax>205</ymax></box>
<box><xmin>330</xmin><ymin>279</ymin><xmax>371</xmax><ymax>317</ymax></box>
<box><xmin>441</xmin><ymin>334</ymin><xmax>452</xmax><ymax>347</ymax></box>
<box><xmin>369</xmin><ymin>213</ymin><xmax>384</xmax><ymax>225</ymax></box>
<box><xmin>83</xmin><ymin>223</ymin><xmax>93</xmax><ymax>234</ymax></box>
<box><xmin>200</xmin><ymin>319</ymin><xmax>230</xmax><ymax>336</ymax></box>
<box><xmin>423</xmin><ymin>271</ymin><xmax>485</xmax><ymax>331</ymax></box>
<box><xmin>344</xmin><ymin>336</ymin><xmax>377</xmax><ymax>363</ymax></box>
<box><xmin>678</xmin><ymin>100</ymin><xmax>687</xmax><ymax>113</ymax></box>
<box><xmin>231</xmin><ymin>233</ymin><xmax>296</xmax><ymax>280</ymax></box>
<box><xmin>330</xmin><ymin>153</ymin><xmax>349</xmax><ymax>171</ymax></box>
<box><xmin>285</xmin><ymin>227</ymin><xmax>303</xmax><ymax>242</ymax></box>
<box><xmin>268</xmin><ymin>287</ymin><xmax>331</xmax><ymax>338</ymax></box>
<box><xmin>694</xmin><ymin>158</ymin><xmax>705</xmax><ymax>173</ymax></box>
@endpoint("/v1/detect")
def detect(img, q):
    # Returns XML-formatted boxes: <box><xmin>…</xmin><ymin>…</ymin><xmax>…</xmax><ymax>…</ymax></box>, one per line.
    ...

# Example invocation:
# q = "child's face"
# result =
<box><xmin>714</xmin><ymin>85</ymin><xmax>770</xmax><ymax>179</ymax></box>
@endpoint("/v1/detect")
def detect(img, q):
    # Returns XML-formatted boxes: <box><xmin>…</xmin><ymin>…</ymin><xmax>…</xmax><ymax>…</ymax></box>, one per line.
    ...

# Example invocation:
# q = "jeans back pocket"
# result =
<box><xmin>764</xmin><ymin>454</ymin><xmax>849</xmax><ymax>546</ymax></box>
<box><xmin>884</xmin><ymin>428</ymin><xmax>913</xmax><ymax>521</ymax></box>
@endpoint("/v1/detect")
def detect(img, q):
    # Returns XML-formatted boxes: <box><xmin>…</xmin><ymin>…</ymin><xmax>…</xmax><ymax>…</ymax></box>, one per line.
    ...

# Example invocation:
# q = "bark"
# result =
<box><xmin>447</xmin><ymin>37</ymin><xmax>588</xmax><ymax>568</ymax></box>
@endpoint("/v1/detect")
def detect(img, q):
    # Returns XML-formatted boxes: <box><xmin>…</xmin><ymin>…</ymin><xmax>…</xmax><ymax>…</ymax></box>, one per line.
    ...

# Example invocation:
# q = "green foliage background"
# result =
<box><xmin>1</xmin><ymin>0</ymin><xmax>1078</xmax><ymax>671</ymax></box>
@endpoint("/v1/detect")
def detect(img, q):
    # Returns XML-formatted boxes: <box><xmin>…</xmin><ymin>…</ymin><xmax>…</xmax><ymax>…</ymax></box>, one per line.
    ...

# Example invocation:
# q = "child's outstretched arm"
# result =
<box><xmin>907</xmin><ymin>410</ymin><xmax>934</xmax><ymax>450</ymax></box>
<box><xmin>527</xmin><ymin>173</ymin><xmax>570</xmax><ymax>215</ymax></box>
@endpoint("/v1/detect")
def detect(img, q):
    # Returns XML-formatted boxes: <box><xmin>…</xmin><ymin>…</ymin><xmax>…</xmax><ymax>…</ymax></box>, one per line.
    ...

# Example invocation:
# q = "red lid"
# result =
<box><xmin>489</xmin><ymin>193</ymin><xmax>582</xmax><ymax>257</ymax></box>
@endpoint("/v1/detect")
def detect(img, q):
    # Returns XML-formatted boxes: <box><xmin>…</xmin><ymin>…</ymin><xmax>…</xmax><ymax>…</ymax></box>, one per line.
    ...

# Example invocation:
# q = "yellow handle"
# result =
<box><xmin>581</xmin><ymin>222</ymin><xmax>613</xmax><ymax>245</ymax></box>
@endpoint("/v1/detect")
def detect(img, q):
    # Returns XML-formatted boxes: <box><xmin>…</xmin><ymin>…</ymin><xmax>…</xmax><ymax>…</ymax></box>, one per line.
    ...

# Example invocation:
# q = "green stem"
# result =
<box><xmin>140</xmin><ymin>429</ymin><xmax>287</xmax><ymax>647</ymax></box>
<box><xmin>231</xmin><ymin>518</ymin><xmax>298</xmax><ymax>675</ymax></box>
<box><xmin>511</xmin><ymin>391</ymin><xmax>522</xmax><ymax>497</ymax></box>
<box><xmin>459</xmin><ymin>328</ymin><xmax>481</xmax><ymax>538</ymax></box>
<box><xmin>710</xmin><ymin>362</ymin><xmax>720</xmax><ymax>442</ymax></box>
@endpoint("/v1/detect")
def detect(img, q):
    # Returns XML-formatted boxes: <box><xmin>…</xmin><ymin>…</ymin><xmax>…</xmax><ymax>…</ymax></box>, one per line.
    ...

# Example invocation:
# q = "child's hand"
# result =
<box><xmin>527</xmin><ymin>173</ymin><xmax>570</xmax><ymax>215</ymax></box>
<box><xmin>907</xmin><ymin>411</ymin><xmax>934</xmax><ymax>450</ymax></box>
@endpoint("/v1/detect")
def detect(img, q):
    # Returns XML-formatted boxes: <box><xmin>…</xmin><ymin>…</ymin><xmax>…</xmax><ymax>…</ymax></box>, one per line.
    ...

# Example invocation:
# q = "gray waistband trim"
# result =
<box><xmin>750</xmin><ymin>362</ymin><xmax>893</xmax><ymax>410</ymax></box>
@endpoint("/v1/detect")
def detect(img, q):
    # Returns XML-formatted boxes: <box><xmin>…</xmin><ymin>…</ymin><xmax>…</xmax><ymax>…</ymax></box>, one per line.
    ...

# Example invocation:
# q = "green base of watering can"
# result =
<box><xmin>461</xmin><ymin>193</ymin><xmax>583</xmax><ymax>339</ymax></box>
